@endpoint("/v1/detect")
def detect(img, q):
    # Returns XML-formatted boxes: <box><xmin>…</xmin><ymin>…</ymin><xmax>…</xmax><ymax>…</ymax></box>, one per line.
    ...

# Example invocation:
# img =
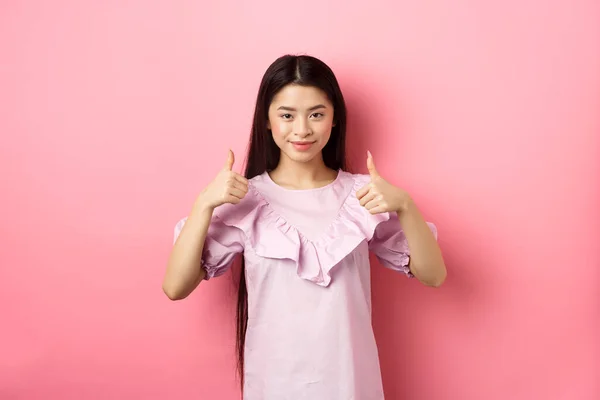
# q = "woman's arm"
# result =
<box><xmin>162</xmin><ymin>199</ymin><xmax>212</xmax><ymax>300</ymax></box>
<box><xmin>163</xmin><ymin>150</ymin><xmax>249</xmax><ymax>300</ymax></box>
<box><xmin>396</xmin><ymin>200</ymin><xmax>446</xmax><ymax>287</ymax></box>
<box><xmin>358</xmin><ymin>151</ymin><xmax>446</xmax><ymax>287</ymax></box>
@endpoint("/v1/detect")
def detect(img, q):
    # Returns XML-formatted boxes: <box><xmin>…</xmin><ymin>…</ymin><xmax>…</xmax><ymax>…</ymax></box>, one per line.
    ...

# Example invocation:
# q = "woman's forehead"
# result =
<box><xmin>270</xmin><ymin>85</ymin><xmax>332</xmax><ymax>109</ymax></box>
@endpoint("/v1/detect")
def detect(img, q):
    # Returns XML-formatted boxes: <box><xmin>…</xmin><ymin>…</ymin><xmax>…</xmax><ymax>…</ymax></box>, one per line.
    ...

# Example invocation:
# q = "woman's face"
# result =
<box><xmin>267</xmin><ymin>84</ymin><xmax>335</xmax><ymax>165</ymax></box>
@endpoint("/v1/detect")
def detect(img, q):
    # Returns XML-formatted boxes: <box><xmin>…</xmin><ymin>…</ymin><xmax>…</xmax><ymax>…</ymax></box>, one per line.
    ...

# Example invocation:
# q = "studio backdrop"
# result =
<box><xmin>1</xmin><ymin>1</ymin><xmax>598</xmax><ymax>399</ymax></box>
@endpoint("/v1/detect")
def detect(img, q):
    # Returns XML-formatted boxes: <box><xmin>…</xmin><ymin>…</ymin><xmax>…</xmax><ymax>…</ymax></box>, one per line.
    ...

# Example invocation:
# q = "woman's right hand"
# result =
<box><xmin>196</xmin><ymin>150</ymin><xmax>249</xmax><ymax>210</ymax></box>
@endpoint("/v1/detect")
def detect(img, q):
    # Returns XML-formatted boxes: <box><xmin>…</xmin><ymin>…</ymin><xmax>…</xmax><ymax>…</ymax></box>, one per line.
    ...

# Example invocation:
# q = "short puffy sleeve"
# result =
<box><xmin>368</xmin><ymin>213</ymin><xmax>438</xmax><ymax>277</ymax></box>
<box><xmin>173</xmin><ymin>216</ymin><xmax>245</xmax><ymax>280</ymax></box>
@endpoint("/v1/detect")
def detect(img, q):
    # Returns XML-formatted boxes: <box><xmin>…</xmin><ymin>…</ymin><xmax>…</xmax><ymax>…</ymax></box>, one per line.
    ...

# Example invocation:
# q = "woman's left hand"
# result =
<box><xmin>356</xmin><ymin>151</ymin><xmax>413</xmax><ymax>215</ymax></box>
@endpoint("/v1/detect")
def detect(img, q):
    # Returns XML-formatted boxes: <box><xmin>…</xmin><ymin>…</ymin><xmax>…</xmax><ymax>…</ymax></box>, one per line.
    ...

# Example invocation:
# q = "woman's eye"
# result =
<box><xmin>311</xmin><ymin>113</ymin><xmax>324</xmax><ymax>118</ymax></box>
<box><xmin>281</xmin><ymin>114</ymin><xmax>292</xmax><ymax>120</ymax></box>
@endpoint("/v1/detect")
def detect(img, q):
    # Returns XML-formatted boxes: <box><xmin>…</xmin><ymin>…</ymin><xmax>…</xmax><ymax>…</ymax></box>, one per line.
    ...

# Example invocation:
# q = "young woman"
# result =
<box><xmin>163</xmin><ymin>54</ymin><xmax>446</xmax><ymax>399</ymax></box>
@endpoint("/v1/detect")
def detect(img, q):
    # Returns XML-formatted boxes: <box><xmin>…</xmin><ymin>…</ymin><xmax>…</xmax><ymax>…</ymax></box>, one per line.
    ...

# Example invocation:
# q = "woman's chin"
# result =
<box><xmin>281</xmin><ymin>149</ymin><xmax>321</xmax><ymax>164</ymax></box>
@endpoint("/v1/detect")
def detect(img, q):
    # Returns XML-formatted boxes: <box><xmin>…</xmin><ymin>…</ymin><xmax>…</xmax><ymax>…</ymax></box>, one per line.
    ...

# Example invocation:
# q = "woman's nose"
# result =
<box><xmin>293</xmin><ymin>120</ymin><xmax>311</xmax><ymax>137</ymax></box>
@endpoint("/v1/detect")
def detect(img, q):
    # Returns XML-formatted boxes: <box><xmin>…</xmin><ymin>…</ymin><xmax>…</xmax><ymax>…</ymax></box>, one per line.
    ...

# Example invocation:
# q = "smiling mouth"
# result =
<box><xmin>290</xmin><ymin>141</ymin><xmax>316</xmax><ymax>151</ymax></box>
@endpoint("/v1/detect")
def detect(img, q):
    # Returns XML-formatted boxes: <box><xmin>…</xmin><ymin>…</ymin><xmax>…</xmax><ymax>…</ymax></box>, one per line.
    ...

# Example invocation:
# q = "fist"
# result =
<box><xmin>199</xmin><ymin>150</ymin><xmax>249</xmax><ymax>210</ymax></box>
<box><xmin>356</xmin><ymin>151</ymin><xmax>412</xmax><ymax>214</ymax></box>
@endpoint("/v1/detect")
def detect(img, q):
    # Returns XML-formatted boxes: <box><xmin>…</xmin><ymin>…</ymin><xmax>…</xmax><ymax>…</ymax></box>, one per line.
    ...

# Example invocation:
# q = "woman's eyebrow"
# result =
<box><xmin>276</xmin><ymin>104</ymin><xmax>327</xmax><ymax>112</ymax></box>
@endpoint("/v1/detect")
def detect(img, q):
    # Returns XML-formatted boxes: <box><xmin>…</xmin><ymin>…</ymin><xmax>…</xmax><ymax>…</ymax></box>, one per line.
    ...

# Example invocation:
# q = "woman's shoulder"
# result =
<box><xmin>342</xmin><ymin>170</ymin><xmax>371</xmax><ymax>187</ymax></box>
<box><xmin>334</xmin><ymin>170</ymin><xmax>372</xmax><ymax>195</ymax></box>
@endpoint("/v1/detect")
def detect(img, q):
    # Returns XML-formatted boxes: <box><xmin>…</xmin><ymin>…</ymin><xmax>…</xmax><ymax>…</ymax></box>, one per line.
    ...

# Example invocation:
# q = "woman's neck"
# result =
<box><xmin>269</xmin><ymin>155</ymin><xmax>338</xmax><ymax>190</ymax></box>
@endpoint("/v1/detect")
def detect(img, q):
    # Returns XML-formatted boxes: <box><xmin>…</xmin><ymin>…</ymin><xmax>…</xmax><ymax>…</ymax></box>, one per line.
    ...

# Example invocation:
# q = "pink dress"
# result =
<box><xmin>174</xmin><ymin>170</ymin><xmax>437</xmax><ymax>400</ymax></box>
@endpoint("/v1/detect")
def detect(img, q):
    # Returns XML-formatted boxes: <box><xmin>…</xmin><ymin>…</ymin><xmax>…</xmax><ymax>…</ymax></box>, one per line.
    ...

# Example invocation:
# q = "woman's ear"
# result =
<box><xmin>267</xmin><ymin>120</ymin><xmax>271</xmax><ymax>130</ymax></box>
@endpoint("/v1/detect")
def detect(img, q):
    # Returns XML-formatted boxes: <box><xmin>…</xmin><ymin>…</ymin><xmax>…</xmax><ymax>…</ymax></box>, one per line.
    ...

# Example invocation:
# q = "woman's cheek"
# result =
<box><xmin>272</xmin><ymin>123</ymin><xmax>290</xmax><ymax>139</ymax></box>
<box><xmin>270</xmin><ymin>125</ymin><xmax>287</xmax><ymax>148</ymax></box>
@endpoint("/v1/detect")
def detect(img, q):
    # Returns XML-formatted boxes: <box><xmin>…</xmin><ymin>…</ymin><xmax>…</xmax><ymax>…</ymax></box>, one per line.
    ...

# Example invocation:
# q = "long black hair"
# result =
<box><xmin>235</xmin><ymin>54</ymin><xmax>348</xmax><ymax>390</ymax></box>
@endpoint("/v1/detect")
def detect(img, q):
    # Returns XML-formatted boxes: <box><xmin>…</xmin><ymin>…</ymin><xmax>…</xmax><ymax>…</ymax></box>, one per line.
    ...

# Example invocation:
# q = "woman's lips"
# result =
<box><xmin>290</xmin><ymin>141</ymin><xmax>315</xmax><ymax>151</ymax></box>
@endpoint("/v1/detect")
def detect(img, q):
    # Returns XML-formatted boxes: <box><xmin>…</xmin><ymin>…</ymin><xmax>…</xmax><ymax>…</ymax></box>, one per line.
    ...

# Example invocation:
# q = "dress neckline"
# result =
<box><xmin>262</xmin><ymin>169</ymin><xmax>343</xmax><ymax>193</ymax></box>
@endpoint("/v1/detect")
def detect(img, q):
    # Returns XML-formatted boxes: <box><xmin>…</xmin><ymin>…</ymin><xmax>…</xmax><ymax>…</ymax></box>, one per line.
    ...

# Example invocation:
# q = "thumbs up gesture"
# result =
<box><xmin>356</xmin><ymin>151</ymin><xmax>412</xmax><ymax>215</ymax></box>
<box><xmin>198</xmin><ymin>150</ymin><xmax>249</xmax><ymax>210</ymax></box>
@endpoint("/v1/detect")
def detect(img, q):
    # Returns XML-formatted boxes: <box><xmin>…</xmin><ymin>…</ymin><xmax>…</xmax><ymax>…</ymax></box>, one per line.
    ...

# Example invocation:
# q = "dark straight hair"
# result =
<box><xmin>236</xmin><ymin>54</ymin><xmax>348</xmax><ymax>392</ymax></box>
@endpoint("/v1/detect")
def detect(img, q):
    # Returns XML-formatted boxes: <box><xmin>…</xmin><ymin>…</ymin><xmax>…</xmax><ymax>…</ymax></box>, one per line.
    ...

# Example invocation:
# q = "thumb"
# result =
<box><xmin>367</xmin><ymin>150</ymin><xmax>378</xmax><ymax>179</ymax></box>
<box><xmin>224</xmin><ymin>149</ymin><xmax>235</xmax><ymax>171</ymax></box>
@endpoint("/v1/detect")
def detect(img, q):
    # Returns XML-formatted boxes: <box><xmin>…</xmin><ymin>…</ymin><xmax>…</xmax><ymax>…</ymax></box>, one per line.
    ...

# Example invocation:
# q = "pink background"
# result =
<box><xmin>1</xmin><ymin>1</ymin><xmax>599</xmax><ymax>399</ymax></box>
